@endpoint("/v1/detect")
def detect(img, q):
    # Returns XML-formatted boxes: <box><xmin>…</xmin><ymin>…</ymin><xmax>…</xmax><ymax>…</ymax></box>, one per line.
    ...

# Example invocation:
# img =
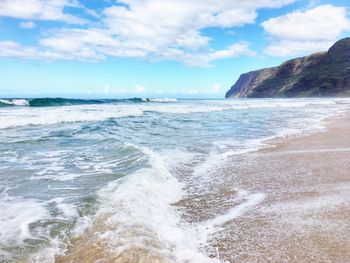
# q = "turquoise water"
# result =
<box><xmin>0</xmin><ymin>98</ymin><xmax>349</xmax><ymax>262</ymax></box>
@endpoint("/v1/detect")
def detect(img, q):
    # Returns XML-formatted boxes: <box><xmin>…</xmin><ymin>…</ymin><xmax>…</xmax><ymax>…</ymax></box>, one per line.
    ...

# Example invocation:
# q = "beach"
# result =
<box><xmin>0</xmin><ymin>98</ymin><xmax>349</xmax><ymax>262</ymax></box>
<box><xmin>56</xmin><ymin>108</ymin><xmax>350</xmax><ymax>263</ymax></box>
<box><xmin>198</xmin><ymin>112</ymin><xmax>350</xmax><ymax>262</ymax></box>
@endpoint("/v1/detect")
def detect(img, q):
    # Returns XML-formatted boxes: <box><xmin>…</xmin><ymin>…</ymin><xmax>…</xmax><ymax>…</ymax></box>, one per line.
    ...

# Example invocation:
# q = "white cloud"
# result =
<box><xmin>264</xmin><ymin>40</ymin><xmax>334</xmax><ymax>57</ymax></box>
<box><xmin>262</xmin><ymin>4</ymin><xmax>350</xmax><ymax>56</ymax></box>
<box><xmin>0</xmin><ymin>0</ymin><xmax>296</xmax><ymax>66</ymax></box>
<box><xmin>154</xmin><ymin>42</ymin><xmax>254</xmax><ymax>67</ymax></box>
<box><xmin>99</xmin><ymin>0</ymin><xmax>292</xmax><ymax>61</ymax></box>
<box><xmin>0</xmin><ymin>0</ymin><xmax>89</xmax><ymax>24</ymax></box>
<box><xmin>133</xmin><ymin>84</ymin><xmax>146</xmax><ymax>93</ymax></box>
<box><xmin>0</xmin><ymin>40</ymin><xmax>97</xmax><ymax>61</ymax></box>
<box><xmin>19</xmin><ymin>21</ymin><xmax>36</xmax><ymax>28</ymax></box>
<box><xmin>0</xmin><ymin>41</ymin><xmax>48</xmax><ymax>59</ymax></box>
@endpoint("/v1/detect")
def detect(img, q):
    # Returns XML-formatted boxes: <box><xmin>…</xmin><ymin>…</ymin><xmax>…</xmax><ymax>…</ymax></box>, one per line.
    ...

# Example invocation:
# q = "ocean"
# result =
<box><xmin>0</xmin><ymin>97</ymin><xmax>349</xmax><ymax>262</ymax></box>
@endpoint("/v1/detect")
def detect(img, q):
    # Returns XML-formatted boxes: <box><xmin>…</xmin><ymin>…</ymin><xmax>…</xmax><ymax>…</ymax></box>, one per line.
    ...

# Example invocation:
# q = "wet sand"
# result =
<box><xmin>201</xmin><ymin>113</ymin><xmax>350</xmax><ymax>262</ymax></box>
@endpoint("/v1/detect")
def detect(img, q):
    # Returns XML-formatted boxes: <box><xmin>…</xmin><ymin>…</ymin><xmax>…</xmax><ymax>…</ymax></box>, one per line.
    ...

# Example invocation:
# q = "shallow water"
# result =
<box><xmin>0</xmin><ymin>98</ymin><xmax>349</xmax><ymax>262</ymax></box>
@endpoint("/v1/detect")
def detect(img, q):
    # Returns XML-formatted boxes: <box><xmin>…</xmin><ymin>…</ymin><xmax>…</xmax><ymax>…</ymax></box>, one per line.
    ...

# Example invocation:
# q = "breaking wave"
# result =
<box><xmin>0</xmin><ymin>97</ymin><xmax>178</xmax><ymax>107</ymax></box>
<box><xmin>0</xmin><ymin>99</ymin><xmax>29</xmax><ymax>107</ymax></box>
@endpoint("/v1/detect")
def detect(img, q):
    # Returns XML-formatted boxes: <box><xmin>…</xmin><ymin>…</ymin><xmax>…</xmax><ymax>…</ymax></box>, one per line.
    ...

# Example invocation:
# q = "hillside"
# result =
<box><xmin>225</xmin><ymin>38</ymin><xmax>350</xmax><ymax>98</ymax></box>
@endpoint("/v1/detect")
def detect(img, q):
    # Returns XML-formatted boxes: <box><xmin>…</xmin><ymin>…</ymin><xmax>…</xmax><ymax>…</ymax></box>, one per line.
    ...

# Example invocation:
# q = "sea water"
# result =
<box><xmin>0</xmin><ymin>98</ymin><xmax>349</xmax><ymax>262</ymax></box>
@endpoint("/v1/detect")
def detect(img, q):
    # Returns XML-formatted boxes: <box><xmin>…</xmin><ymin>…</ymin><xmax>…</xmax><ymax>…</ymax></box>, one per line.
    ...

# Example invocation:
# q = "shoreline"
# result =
<box><xmin>40</xmin><ymin>108</ymin><xmax>350</xmax><ymax>263</ymax></box>
<box><xmin>206</xmin><ymin>111</ymin><xmax>350</xmax><ymax>262</ymax></box>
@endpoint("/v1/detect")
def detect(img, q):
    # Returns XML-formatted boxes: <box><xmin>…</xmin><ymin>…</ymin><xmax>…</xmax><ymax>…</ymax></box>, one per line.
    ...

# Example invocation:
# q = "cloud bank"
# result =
<box><xmin>0</xmin><ymin>0</ymin><xmax>89</xmax><ymax>24</ymax></box>
<box><xmin>1</xmin><ymin>1</ymin><xmax>349</xmax><ymax>65</ymax></box>
<box><xmin>0</xmin><ymin>0</ymin><xmax>298</xmax><ymax>66</ymax></box>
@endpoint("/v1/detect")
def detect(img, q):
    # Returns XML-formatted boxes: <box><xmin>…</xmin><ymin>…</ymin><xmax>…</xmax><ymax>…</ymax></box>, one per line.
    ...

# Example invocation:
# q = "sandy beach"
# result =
<box><xmin>200</xmin><ymin>112</ymin><xmax>350</xmax><ymax>262</ymax></box>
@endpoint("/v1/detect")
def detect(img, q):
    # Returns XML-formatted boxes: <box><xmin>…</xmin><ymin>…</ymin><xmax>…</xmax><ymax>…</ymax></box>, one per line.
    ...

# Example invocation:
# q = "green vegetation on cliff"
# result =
<box><xmin>226</xmin><ymin>38</ymin><xmax>350</xmax><ymax>98</ymax></box>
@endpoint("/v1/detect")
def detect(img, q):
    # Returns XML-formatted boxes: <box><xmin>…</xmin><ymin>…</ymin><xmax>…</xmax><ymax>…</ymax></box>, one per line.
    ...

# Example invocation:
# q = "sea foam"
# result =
<box><xmin>78</xmin><ymin>145</ymin><xmax>221</xmax><ymax>262</ymax></box>
<box><xmin>0</xmin><ymin>191</ymin><xmax>50</xmax><ymax>245</ymax></box>
<box><xmin>0</xmin><ymin>104</ymin><xmax>143</xmax><ymax>129</ymax></box>
<box><xmin>0</xmin><ymin>99</ymin><xmax>29</xmax><ymax>106</ymax></box>
<box><xmin>0</xmin><ymin>98</ymin><xmax>347</xmax><ymax>129</ymax></box>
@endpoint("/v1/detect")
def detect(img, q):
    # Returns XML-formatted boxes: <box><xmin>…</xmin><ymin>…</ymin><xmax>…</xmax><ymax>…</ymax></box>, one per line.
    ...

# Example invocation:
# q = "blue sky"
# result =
<box><xmin>0</xmin><ymin>0</ymin><xmax>349</xmax><ymax>98</ymax></box>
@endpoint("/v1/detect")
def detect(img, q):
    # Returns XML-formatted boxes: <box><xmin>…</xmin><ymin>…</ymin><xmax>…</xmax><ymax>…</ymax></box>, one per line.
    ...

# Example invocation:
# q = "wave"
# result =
<box><xmin>0</xmin><ymin>105</ymin><xmax>144</xmax><ymax>129</ymax></box>
<box><xmin>0</xmin><ymin>98</ymin><xmax>347</xmax><ymax>130</ymax></box>
<box><xmin>2</xmin><ymin>97</ymin><xmax>347</xmax><ymax>109</ymax></box>
<box><xmin>0</xmin><ymin>191</ymin><xmax>50</xmax><ymax>246</ymax></box>
<box><xmin>0</xmin><ymin>97</ymin><xmax>178</xmax><ymax>108</ymax></box>
<box><xmin>31</xmin><ymin>145</ymin><xmax>219</xmax><ymax>262</ymax></box>
<box><xmin>28</xmin><ymin>98</ymin><xmax>106</xmax><ymax>107</ymax></box>
<box><xmin>0</xmin><ymin>99</ymin><xmax>29</xmax><ymax>107</ymax></box>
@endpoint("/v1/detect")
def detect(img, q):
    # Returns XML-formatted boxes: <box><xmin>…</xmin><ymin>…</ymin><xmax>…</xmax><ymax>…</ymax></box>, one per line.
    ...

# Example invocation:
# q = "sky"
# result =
<box><xmin>0</xmin><ymin>0</ymin><xmax>350</xmax><ymax>98</ymax></box>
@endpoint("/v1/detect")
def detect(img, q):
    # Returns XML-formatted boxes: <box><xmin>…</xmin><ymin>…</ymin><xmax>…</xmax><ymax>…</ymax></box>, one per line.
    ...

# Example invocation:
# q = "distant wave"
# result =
<box><xmin>147</xmin><ymin>98</ymin><xmax>177</xmax><ymax>103</ymax></box>
<box><xmin>0</xmin><ymin>98</ymin><xmax>103</xmax><ymax>107</ymax></box>
<box><xmin>0</xmin><ymin>97</ymin><xmax>178</xmax><ymax>107</ymax></box>
<box><xmin>0</xmin><ymin>99</ymin><xmax>29</xmax><ymax>107</ymax></box>
<box><xmin>29</xmin><ymin>98</ymin><xmax>107</xmax><ymax>107</ymax></box>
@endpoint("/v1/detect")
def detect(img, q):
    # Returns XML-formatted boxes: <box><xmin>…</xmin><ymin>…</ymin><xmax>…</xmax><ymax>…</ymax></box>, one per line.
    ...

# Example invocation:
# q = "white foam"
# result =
<box><xmin>198</xmin><ymin>191</ymin><xmax>264</xmax><ymax>245</ymax></box>
<box><xmin>143</xmin><ymin>98</ymin><xmax>349</xmax><ymax>115</ymax></box>
<box><xmin>264</xmin><ymin>184</ymin><xmax>350</xmax><ymax>216</ymax></box>
<box><xmin>31</xmin><ymin>171</ymin><xmax>83</xmax><ymax>181</ymax></box>
<box><xmin>50</xmin><ymin>197</ymin><xmax>79</xmax><ymax>219</ymax></box>
<box><xmin>148</xmin><ymin>98</ymin><xmax>178</xmax><ymax>103</ymax></box>
<box><xmin>192</xmin><ymin>138</ymin><xmax>269</xmax><ymax>184</ymax></box>
<box><xmin>0</xmin><ymin>104</ymin><xmax>143</xmax><ymax>129</ymax></box>
<box><xmin>90</xmin><ymin>146</ymin><xmax>221</xmax><ymax>262</ymax></box>
<box><xmin>0</xmin><ymin>194</ymin><xmax>79</xmax><ymax>262</ymax></box>
<box><xmin>3</xmin><ymin>196</ymin><xmax>83</xmax><ymax>262</ymax></box>
<box><xmin>27</xmin><ymin>238</ymin><xmax>63</xmax><ymax>263</ymax></box>
<box><xmin>0</xmin><ymin>98</ymin><xmax>348</xmax><ymax>129</ymax></box>
<box><xmin>204</xmin><ymin>192</ymin><xmax>264</xmax><ymax>228</ymax></box>
<box><xmin>159</xmin><ymin>148</ymin><xmax>199</xmax><ymax>170</ymax></box>
<box><xmin>144</xmin><ymin>104</ymin><xmax>229</xmax><ymax>114</ymax></box>
<box><xmin>0</xmin><ymin>192</ymin><xmax>50</xmax><ymax>245</ymax></box>
<box><xmin>0</xmin><ymin>99</ymin><xmax>29</xmax><ymax>106</ymax></box>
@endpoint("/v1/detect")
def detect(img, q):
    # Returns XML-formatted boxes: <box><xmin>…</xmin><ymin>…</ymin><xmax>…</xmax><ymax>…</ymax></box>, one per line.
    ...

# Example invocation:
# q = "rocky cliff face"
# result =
<box><xmin>225</xmin><ymin>38</ymin><xmax>350</xmax><ymax>98</ymax></box>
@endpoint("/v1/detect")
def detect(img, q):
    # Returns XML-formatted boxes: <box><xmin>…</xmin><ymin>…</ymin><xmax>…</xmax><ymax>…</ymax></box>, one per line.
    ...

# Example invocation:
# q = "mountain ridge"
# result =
<box><xmin>225</xmin><ymin>38</ymin><xmax>350</xmax><ymax>98</ymax></box>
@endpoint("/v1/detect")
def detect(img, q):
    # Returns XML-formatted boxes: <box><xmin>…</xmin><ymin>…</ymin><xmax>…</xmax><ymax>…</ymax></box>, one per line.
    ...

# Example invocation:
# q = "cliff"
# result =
<box><xmin>225</xmin><ymin>38</ymin><xmax>350</xmax><ymax>98</ymax></box>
